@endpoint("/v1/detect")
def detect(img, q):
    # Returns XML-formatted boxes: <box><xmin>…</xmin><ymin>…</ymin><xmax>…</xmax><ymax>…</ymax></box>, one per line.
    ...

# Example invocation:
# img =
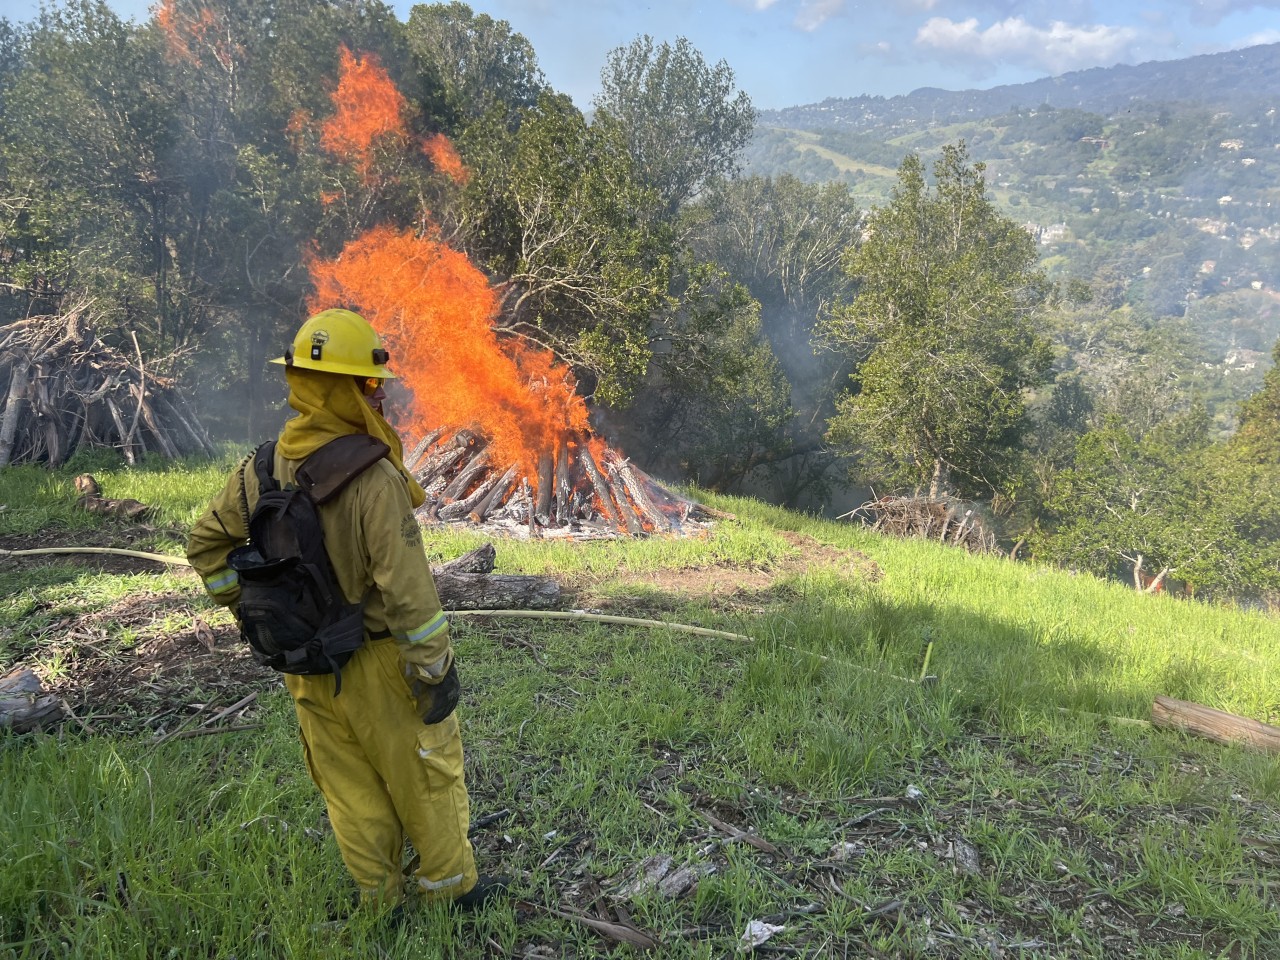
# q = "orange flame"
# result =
<box><xmin>156</xmin><ymin>0</ymin><xmax>235</xmax><ymax>69</ymax></box>
<box><xmin>309</xmin><ymin>48</ymin><xmax>591</xmax><ymax>488</ymax></box>
<box><xmin>320</xmin><ymin>46</ymin><xmax>408</xmax><ymax>181</ymax></box>
<box><xmin>422</xmin><ymin>133</ymin><xmax>470</xmax><ymax>184</ymax></box>
<box><xmin>308</xmin><ymin>226</ymin><xmax>589</xmax><ymax>477</ymax></box>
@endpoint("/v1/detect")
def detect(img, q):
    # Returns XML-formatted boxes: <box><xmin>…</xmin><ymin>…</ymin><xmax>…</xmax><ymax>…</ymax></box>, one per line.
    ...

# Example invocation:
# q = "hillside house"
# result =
<box><xmin>1224</xmin><ymin>348</ymin><xmax>1265</xmax><ymax>372</ymax></box>
<box><xmin>1021</xmin><ymin>222</ymin><xmax>1069</xmax><ymax>245</ymax></box>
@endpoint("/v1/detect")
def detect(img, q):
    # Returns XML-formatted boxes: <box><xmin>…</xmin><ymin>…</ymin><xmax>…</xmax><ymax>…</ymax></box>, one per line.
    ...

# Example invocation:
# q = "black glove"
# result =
<box><xmin>406</xmin><ymin>660</ymin><xmax>460</xmax><ymax>725</ymax></box>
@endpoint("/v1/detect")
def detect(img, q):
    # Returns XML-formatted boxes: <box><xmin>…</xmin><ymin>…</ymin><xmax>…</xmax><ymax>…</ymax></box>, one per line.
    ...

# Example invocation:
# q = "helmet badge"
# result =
<box><xmin>310</xmin><ymin>329</ymin><xmax>330</xmax><ymax>362</ymax></box>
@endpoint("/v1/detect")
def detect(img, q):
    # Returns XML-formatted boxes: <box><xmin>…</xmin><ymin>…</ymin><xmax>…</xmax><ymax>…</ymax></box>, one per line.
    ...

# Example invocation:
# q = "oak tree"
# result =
<box><xmin>822</xmin><ymin>143</ymin><xmax>1053</xmax><ymax>498</ymax></box>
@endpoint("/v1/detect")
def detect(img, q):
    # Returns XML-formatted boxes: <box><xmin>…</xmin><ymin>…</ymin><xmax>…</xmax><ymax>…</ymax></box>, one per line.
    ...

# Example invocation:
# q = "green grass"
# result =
<box><xmin>2</xmin><ymin>458</ymin><xmax>1278</xmax><ymax>958</ymax></box>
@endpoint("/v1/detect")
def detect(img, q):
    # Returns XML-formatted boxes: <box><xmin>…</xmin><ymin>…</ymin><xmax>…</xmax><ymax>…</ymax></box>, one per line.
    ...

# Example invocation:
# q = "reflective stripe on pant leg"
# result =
<box><xmin>345</xmin><ymin>641</ymin><xmax>478</xmax><ymax>902</ymax></box>
<box><xmin>286</xmin><ymin>667</ymin><xmax>405</xmax><ymax>906</ymax></box>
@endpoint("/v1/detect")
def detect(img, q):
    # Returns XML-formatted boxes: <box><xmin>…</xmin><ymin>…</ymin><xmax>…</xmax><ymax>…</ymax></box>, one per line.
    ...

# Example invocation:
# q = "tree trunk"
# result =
<box><xmin>0</xmin><ymin>358</ymin><xmax>30</xmax><ymax>467</ymax></box>
<box><xmin>929</xmin><ymin>458</ymin><xmax>948</xmax><ymax>499</ymax></box>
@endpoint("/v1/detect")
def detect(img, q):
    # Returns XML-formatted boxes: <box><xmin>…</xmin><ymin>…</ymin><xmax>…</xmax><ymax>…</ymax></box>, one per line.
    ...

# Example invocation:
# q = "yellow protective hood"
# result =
<box><xmin>278</xmin><ymin>367</ymin><xmax>426</xmax><ymax>508</ymax></box>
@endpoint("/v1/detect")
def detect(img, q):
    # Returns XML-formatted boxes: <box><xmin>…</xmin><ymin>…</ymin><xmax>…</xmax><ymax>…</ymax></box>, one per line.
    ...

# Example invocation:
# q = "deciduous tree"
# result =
<box><xmin>594</xmin><ymin>35</ymin><xmax>755</xmax><ymax>218</ymax></box>
<box><xmin>405</xmin><ymin>1</ymin><xmax>544</xmax><ymax>124</ymax></box>
<box><xmin>460</xmin><ymin>93</ymin><xmax>672</xmax><ymax>406</ymax></box>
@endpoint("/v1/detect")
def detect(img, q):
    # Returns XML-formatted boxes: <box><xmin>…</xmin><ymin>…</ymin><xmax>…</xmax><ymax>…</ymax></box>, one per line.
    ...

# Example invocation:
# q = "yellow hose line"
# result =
<box><xmin>0</xmin><ymin>554</ymin><xmax>920</xmax><ymax>683</ymax></box>
<box><xmin>0</xmin><ymin>546</ymin><xmax>192</xmax><ymax>567</ymax></box>
<box><xmin>449</xmin><ymin>608</ymin><xmax>922</xmax><ymax>684</ymax></box>
<box><xmin>450</xmin><ymin>608</ymin><xmax>753</xmax><ymax>641</ymax></box>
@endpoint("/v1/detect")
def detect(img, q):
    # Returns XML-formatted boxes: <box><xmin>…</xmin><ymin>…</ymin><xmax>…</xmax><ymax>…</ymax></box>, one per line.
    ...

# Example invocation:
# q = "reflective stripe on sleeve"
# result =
<box><xmin>203</xmin><ymin>569</ymin><xmax>239</xmax><ymax>596</ymax></box>
<box><xmin>398</xmin><ymin>611</ymin><xmax>449</xmax><ymax>646</ymax></box>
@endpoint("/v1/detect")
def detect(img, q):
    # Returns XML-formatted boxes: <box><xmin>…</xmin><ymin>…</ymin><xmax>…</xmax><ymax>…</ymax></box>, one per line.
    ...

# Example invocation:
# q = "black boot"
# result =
<box><xmin>451</xmin><ymin>874</ymin><xmax>509</xmax><ymax>911</ymax></box>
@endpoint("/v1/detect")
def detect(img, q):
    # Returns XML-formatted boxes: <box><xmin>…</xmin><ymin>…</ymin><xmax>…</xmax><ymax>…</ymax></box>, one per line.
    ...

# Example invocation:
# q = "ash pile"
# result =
<box><xmin>407</xmin><ymin>428</ymin><xmax>715</xmax><ymax>539</ymax></box>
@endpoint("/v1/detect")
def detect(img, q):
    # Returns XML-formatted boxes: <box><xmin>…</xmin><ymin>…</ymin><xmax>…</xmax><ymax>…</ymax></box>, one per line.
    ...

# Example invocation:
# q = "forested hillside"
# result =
<box><xmin>749</xmin><ymin>44</ymin><xmax>1280</xmax><ymax>422</ymax></box>
<box><xmin>0</xmin><ymin>1</ymin><xmax>1277</xmax><ymax>602</ymax></box>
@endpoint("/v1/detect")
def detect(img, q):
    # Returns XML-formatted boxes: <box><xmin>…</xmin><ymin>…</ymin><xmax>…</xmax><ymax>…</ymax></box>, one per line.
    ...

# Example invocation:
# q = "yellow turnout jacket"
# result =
<box><xmin>186</xmin><ymin>447</ymin><xmax>450</xmax><ymax>668</ymax></box>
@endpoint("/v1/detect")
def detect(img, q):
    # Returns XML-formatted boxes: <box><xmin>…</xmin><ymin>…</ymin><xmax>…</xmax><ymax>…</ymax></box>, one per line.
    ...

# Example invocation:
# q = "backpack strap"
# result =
<box><xmin>296</xmin><ymin>434</ymin><xmax>391</xmax><ymax>505</ymax></box>
<box><xmin>253</xmin><ymin>440</ymin><xmax>279</xmax><ymax>492</ymax></box>
<box><xmin>237</xmin><ymin>441</ymin><xmax>277</xmax><ymax>532</ymax></box>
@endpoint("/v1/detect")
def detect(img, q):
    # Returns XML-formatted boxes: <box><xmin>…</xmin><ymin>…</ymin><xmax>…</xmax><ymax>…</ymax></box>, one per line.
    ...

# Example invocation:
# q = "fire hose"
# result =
<box><xmin>0</xmin><ymin>546</ymin><xmax>929</xmax><ymax>683</ymax></box>
<box><xmin>0</xmin><ymin>546</ymin><xmax>194</xmax><ymax>566</ymax></box>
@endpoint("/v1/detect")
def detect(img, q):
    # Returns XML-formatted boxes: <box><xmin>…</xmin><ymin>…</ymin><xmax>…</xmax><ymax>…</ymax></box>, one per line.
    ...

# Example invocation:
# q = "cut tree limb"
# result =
<box><xmin>430</xmin><ymin>542</ymin><xmax>562</xmax><ymax>609</ymax></box>
<box><xmin>434</xmin><ymin>571</ymin><xmax>562</xmax><ymax>610</ymax></box>
<box><xmin>1151</xmin><ymin>695</ymin><xmax>1280</xmax><ymax>754</ymax></box>
<box><xmin>0</xmin><ymin>667</ymin><xmax>65</xmax><ymax>732</ymax></box>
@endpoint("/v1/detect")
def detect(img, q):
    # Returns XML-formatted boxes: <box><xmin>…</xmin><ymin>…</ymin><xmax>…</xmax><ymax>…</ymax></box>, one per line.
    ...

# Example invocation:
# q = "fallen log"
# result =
<box><xmin>0</xmin><ymin>667</ymin><xmax>64</xmax><ymax>732</ymax></box>
<box><xmin>74</xmin><ymin>474</ymin><xmax>151</xmax><ymax>520</ymax></box>
<box><xmin>1151</xmin><ymin>695</ymin><xmax>1280</xmax><ymax>755</ymax></box>
<box><xmin>431</xmin><ymin>542</ymin><xmax>561</xmax><ymax>609</ymax></box>
<box><xmin>435</xmin><ymin>573</ymin><xmax>561</xmax><ymax>610</ymax></box>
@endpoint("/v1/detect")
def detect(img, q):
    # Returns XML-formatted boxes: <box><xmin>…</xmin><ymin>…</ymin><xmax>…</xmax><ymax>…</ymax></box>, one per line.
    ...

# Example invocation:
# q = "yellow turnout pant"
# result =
<box><xmin>285</xmin><ymin>638</ymin><xmax>478</xmax><ymax>906</ymax></box>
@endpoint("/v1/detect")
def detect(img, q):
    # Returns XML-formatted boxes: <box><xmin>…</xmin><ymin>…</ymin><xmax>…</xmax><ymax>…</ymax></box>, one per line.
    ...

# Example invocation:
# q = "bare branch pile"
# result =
<box><xmin>843</xmin><ymin>495</ymin><xmax>998</xmax><ymax>553</ymax></box>
<box><xmin>0</xmin><ymin>302</ymin><xmax>215</xmax><ymax>467</ymax></box>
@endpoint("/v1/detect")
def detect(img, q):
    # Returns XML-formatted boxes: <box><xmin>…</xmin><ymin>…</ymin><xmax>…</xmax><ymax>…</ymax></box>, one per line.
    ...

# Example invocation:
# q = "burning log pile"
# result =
<box><xmin>0</xmin><ymin>304</ymin><xmax>216</xmax><ymax>467</ymax></box>
<box><xmin>407</xmin><ymin>428</ymin><xmax>714</xmax><ymax>539</ymax></box>
<box><xmin>844</xmin><ymin>495</ymin><xmax>998</xmax><ymax>554</ymax></box>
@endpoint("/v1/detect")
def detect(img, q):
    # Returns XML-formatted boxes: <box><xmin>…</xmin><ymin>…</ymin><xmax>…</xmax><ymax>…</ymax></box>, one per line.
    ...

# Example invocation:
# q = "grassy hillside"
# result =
<box><xmin>2</xmin><ymin>456</ymin><xmax>1278</xmax><ymax>958</ymax></box>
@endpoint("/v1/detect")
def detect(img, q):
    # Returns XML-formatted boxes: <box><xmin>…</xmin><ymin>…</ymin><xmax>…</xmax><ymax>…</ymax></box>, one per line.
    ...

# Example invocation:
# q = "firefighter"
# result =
<box><xmin>187</xmin><ymin>308</ymin><xmax>505</xmax><ymax>913</ymax></box>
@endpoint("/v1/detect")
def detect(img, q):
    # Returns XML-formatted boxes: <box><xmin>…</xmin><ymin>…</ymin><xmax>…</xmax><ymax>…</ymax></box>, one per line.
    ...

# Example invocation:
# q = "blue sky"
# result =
<box><xmin>10</xmin><ymin>0</ymin><xmax>1280</xmax><ymax>109</ymax></box>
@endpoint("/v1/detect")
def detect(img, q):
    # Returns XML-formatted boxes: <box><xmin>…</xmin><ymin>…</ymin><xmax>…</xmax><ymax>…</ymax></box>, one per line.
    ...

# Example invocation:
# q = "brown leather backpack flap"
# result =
<box><xmin>297</xmin><ymin>434</ymin><xmax>391</xmax><ymax>504</ymax></box>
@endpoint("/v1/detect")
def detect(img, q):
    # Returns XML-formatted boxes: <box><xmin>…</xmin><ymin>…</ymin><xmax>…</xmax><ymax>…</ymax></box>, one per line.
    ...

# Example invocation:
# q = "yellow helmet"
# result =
<box><xmin>270</xmin><ymin>309</ymin><xmax>397</xmax><ymax>379</ymax></box>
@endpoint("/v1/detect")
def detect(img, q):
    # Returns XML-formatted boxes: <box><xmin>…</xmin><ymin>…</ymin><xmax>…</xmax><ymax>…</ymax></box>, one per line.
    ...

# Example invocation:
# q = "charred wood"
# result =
<box><xmin>554</xmin><ymin>442</ymin><xmax>572</xmax><ymax>525</ymax></box>
<box><xmin>534</xmin><ymin>452</ymin><xmax>554</xmax><ymax>524</ymax></box>
<box><xmin>417</xmin><ymin>444</ymin><xmax>470</xmax><ymax>490</ymax></box>
<box><xmin>579</xmin><ymin>446</ymin><xmax>621</xmax><ymax>527</ymax></box>
<box><xmin>470</xmin><ymin>464</ymin><xmax>518</xmax><ymax>522</ymax></box>
<box><xmin>611</xmin><ymin>459</ymin><xmax>670</xmax><ymax>533</ymax></box>
<box><xmin>437</xmin><ymin>466</ymin><xmax>504</xmax><ymax>521</ymax></box>
<box><xmin>406</xmin><ymin>428</ymin><xmax>446</xmax><ymax>473</ymax></box>
<box><xmin>441</xmin><ymin>446</ymin><xmax>491</xmax><ymax>501</ymax></box>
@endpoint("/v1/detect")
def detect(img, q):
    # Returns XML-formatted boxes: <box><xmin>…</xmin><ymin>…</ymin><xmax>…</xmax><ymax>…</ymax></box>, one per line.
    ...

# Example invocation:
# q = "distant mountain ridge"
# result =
<box><xmin>761</xmin><ymin>43</ymin><xmax>1280</xmax><ymax>133</ymax></box>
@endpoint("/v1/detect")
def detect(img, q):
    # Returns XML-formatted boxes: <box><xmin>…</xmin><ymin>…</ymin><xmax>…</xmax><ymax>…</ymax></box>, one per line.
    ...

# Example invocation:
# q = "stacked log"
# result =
<box><xmin>409</xmin><ymin>427</ymin><xmax>712</xmax><ymax>538</ymax></box>
<box><xmin>0</xmin><ymin>303</ymin><xmax>215</xmax><ymax>467</ymax></box>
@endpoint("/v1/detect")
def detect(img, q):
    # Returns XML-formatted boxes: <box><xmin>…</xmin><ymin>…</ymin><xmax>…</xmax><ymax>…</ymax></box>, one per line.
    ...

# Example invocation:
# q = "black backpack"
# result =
<box><xmin>227</xmin><ymin>434</ymin><xmax>390</xmax><ymax>694</ymax></box>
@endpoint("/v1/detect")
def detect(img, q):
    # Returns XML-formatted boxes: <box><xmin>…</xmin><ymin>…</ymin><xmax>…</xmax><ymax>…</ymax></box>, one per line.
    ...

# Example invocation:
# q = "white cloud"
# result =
<box><xmin>1237</xmin><ymin>27</ymin><xmax>1280</xmax><ymax>44</ymax></box>
<box><xmin>795</xmin><ymin>0</ymin><xmax>845</xmax><ymax>31</ymax></box>
<box><xmin>915</xmin><ymin>16</ymin><xmax>1141</xmax><ymax>75</ymax></box>
<box><xmin>753</xmin><ymin>0</ymin><xmax>783</xmax><ymax>9</ymax></box>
